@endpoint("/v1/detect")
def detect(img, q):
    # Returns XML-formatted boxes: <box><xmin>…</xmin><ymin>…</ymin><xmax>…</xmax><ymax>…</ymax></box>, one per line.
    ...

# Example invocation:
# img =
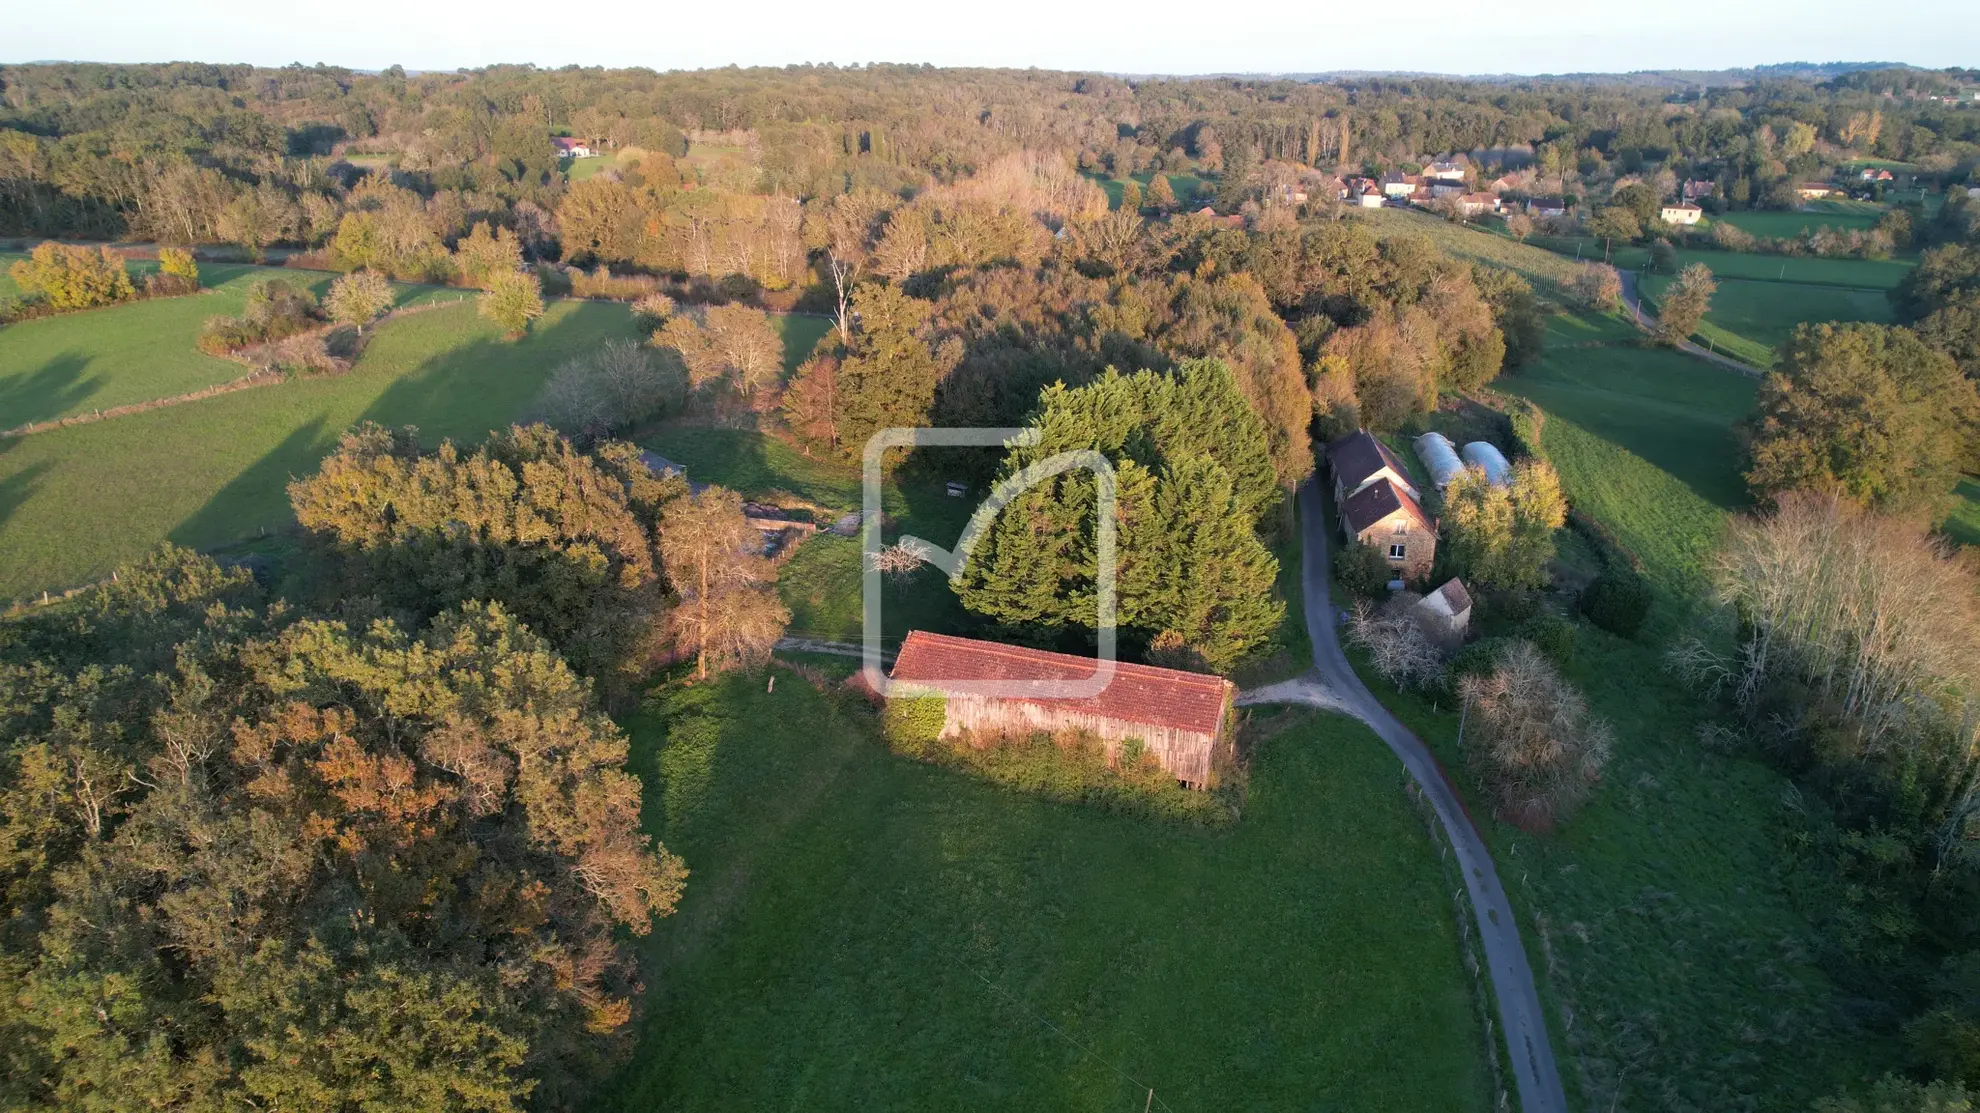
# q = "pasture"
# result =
<box><xmin>0</xmin><ymin>293</ymin><xmax>830</xmax><ymax>602</ymax></box>
<box><xmin>1351</xmin><ymin>331</ymin><xmax>1885</xmax><ymax>1112</ymax></box>
<box><xmin>1526</xmin><ymin>235</ymin><xmax>1914</xmax><ymax>289</ymax></box>
<box><xmin>1355</xmin><ymin>207</ymin><xmax>1584</xmax><ymax>297</ymax></box>
<box><xmin>594</xmin><ymin>672</ymin><xmax>1492</xmax><ymax>1112</ymax></box>
<box><xmin>0</xmin><ymin>262</ymin><xmax>449</xmax><ymax>426</ymax></box>
<box><xmin>1636</xmin><ymin>274</ymin><xmax>1896</xmax><ymax>369</ymax></box>
<box><xmin>1710</xmin><ymin>207</ymin><xmax>1882</xmax><ymax>239</ymax></box>
<box><xmin>0</xmin><ymin>300</ymin><xmax>631</xmax><ymax>601</ymax></box>
<box><xmin>1094</xmin><ymin>170</ymin><xmax>1211</xmax><ymax>209</ymax></box>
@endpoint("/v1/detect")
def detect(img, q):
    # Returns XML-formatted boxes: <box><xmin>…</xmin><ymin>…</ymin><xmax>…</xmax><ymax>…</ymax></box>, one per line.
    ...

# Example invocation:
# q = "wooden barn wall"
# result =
<box><xmin>939</xmin><ymin>695</ymin><xmax>1220</xmax><ymax>787</ymax></box>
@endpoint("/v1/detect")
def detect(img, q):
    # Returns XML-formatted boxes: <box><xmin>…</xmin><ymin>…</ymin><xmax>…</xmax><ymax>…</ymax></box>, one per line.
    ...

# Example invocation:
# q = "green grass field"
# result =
<box><xmin>1092</xmin><ymin>170</ymin><xmax>1211</xmax><ymax>209</ymax></box>
<box><xmin>0</xmin><ymin>299</ymin><xmax>638</xmax><ymax>602</ymax></box>
<box><xmin>1527</xmin><ymin>236</ymin><xmax>1914</xmax><ymax>289</ymax></box>
<box><xmin>1945</xmin><ymin>477</ymin><xmax>1980</xmax><ymax>548</ymax></box>
<box><xmin>1</xmin><ymin>263</ymin><xmax>448</xmax><ymax>426</ymax></box>
<box><xmin>1710</xmin><ymin>208</ymin><xmax>1882</xmax><ymax>239</ymax></box>
<box><xmin>1356</xmin><ymin>208</ymin><xmax>1585</xmax><ymax>298</ymax></box>
<box><xmin>1636</xmin><ymin>274</ymin><xmax>1897</xmax><ymax>369</ymax></box>
<box><xmin>772</xmin><ymin>314</ymin><xmax>831</xmax><ymax>374</ymax></box>
<box><xmin>564</xmin><ymin>151</ymin><xmax>622</xmax><ymax>183</ymax></box>
<box><xmin>594</xmin><ymin>671</ymin><xmax>1491</xmax><ymax>1111</ymax></box>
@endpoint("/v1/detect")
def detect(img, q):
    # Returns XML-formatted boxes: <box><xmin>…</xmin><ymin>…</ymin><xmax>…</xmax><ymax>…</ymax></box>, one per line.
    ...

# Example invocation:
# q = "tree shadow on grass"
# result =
<box><xmin>165</xmin><ymin>307</ymin><xmax>619</xmax><ymax>564</ymax></box>
<box><xmin>0</xmin><ymin>457</ymin><xmax>51</xmax><ymax>540</ymax></box>
<box><xmin>0</xmin><ymin>352</ymin><xmax>102</xmax><ymax>429</ymax></box>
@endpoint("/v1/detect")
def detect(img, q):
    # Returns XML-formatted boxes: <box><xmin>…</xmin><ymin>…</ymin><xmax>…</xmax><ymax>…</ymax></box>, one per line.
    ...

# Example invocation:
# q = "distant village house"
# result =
<box><xmin>1659</xmin><ymin>202</ymin><xmax>1703</xmax><ymax>225</ymax></box>
<box><xmin>553</xmin><ymin>137</ymin><xmax>595</xmax><ymax>158</ymax></box>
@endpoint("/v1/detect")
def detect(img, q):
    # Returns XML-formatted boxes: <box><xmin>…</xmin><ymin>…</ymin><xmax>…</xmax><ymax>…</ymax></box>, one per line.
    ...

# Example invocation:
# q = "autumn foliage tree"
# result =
<box><xmin>0</xmin><ymin>547</ymin><xmax>684</xmax><ymax>1112</ymax></box>
<box><xmin>1745</xmin><ymin>323</ymin><xmax>1980</xmax><ymax>515</ymax></box>
<box><xmin>1441</xmin><ymin>460</ymin><xmax>1567</xmax><ymax>591</ymax></box>
<box><xmin>657</xmin><ymin>488</ymin><xmax>790</xmax><ymax>678</ymax></box>
<box><xmin>288</xmin><ymin>423</ymin><xmax>686</xmax><ymax>694</ymax></box>
<box><xmin>8</xmin><ymin>241</ymin><xmax>135</xmax><ymax>309</ymax></box>
<box><xmin>479</xmin><ymin>268</ymin><xmax>545</xmax><ymax>338</ymax></box>
<box><xmin>1655</xmin><ymin>262</ymin><xmax>1717</xmax><ymax>345</ymax></box>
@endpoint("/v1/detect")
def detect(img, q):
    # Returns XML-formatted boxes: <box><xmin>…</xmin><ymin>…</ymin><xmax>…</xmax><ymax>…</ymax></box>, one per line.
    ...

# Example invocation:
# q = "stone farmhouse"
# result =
<box><xmin>1326</xmin><ymin>430</ymin><xmax>1436</xmax><ymax>582</ymax></box>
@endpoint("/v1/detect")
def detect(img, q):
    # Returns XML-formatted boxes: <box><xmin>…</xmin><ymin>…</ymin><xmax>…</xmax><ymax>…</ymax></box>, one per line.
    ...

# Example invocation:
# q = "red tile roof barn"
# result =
<box><xmin>889</xmin><ymin>631</ymin><xmax>1231</xmax><ymax>738</ymax></box>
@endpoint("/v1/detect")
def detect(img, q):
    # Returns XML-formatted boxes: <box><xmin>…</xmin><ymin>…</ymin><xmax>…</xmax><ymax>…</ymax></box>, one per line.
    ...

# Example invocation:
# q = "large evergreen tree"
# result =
<box><xmin>955</xmin><ymin>360</ymin><xmax>1283</xmax><ymax>672</ymax></box>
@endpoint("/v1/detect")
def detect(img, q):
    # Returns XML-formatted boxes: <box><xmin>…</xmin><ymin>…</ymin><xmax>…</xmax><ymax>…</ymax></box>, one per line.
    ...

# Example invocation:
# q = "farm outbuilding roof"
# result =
<box><xmin>889</xmin><ymin>631</ymin><xmax>1231</xmax><ymax>738</ymax></box>
<box><xmin>1421</xmin><ymin>578</ymin><xmax>1473</xmax><ymax>619</ymax></box>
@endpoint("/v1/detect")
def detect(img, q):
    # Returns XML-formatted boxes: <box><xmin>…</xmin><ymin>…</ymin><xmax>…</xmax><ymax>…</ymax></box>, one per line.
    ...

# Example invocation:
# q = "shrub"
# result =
<box><xmin>197</xmin><ymin>279</ymin><xmax>320</xmax><ymax>355</ymax></box>
<box><xmin>1518</xmin><ymin>612</ymin><xmax>1576</xmax><ymax>666</ymax></box>
<box><xmin>157</xmin><ymin>246</ymin><xmax>199</xmax><ymax>285</ymax></box>
<box><xmin>1459</xmin><ymin>639</ymin><xmax>1613</xmax><ymax>831</ymax></box>
<box><xmin>143</xmin><ymin>272</ymin><xmax>199</xmax><ymax>297</ymax></box>
<box><xmin>9</xmin><ymin>242</ymin><xmax>136</xmax><ymax>310</ymax></box>
<box><xmin>881</xmin><ymin>694</ymin><xmax>947</xmax><ymax>757</ymax></box>
<box><xmin>883</xmin><ymin>717</ymin><xmax>1239</xmax><ymax>826</ymax></box>
<box><xmin>631</xmin><ymin>292</ymin><xmax>676</xmax><ymax>330</ymax></box>
<box><xmin>535</xmin><ymin>338</ymin><xmax>688</xmax><ymax>440</ymax></box>
<box><xmin>1334</xmin><ymin>540</ymin><xmax>1393</xmax><ymax>599</ymax></box>
<box><xmin>1580</xmin><ymin>565</ymin><xmax>1652</xmax><ymax>636</ymax></box>
<box><xmin>570</xmin><ymin>266</ymin><xmax>660</xmax><ymax>301</ymax></box>
<box><xmin>1449</xmin><ymin>636</ymin><xmax>1514</xmax><ymax>684</ymax></box>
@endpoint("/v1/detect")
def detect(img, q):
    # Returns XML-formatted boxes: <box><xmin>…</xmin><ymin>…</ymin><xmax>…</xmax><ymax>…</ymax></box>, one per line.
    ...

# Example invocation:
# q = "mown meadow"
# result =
<box><xmin>0</xmin><ymin>275</ymin><xmax>828</xmax><ymax>602</ymax></box>
<box><xmin>591</xmin><ymin>671</ymin><xmax>1493</xmax><ymax>1112</ymax></box>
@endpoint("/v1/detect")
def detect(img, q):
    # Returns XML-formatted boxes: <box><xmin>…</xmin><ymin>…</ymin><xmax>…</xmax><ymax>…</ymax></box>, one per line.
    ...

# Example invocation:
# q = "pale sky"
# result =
<box><xmin>5</xmin><ymin>0</ymin><xmax>1977</xmax><ymax>76</ymax></box>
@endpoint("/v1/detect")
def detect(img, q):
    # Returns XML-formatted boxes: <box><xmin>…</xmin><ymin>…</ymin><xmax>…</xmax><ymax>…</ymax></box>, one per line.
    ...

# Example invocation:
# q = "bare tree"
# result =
<box><xmin>1459</xmin><ymin>640</ymin><xmax>1614</xmax><ymax>830</ymax></box>
<box><xmin>1345</xmin><ymin>599</ymin><xmax>1445</xmax><ymax>690</ymax></box>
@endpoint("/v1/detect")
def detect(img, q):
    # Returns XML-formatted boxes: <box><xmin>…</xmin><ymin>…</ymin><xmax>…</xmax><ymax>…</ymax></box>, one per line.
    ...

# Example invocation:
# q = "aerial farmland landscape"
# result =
<box><xmin>3</xmin><ymin>5</ymin><xmax>1980</xmax><ymax>1111</ymax></box>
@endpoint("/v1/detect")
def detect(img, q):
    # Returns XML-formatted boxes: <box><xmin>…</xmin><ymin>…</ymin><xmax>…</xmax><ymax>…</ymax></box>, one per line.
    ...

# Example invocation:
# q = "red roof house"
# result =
<box><xmin>887</xmin><ymin>631</ymin><xmax>1235</xmax><ymax>787</ymax></box>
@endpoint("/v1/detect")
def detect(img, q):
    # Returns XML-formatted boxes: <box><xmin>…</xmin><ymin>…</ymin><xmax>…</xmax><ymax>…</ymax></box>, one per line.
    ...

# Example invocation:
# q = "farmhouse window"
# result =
<box><xmin>1388</xmin><ymin>543</ymin><xmax>1406</xmax><ymax>560</ymax></box>
<box><xmin>1393</xmin><ymin>520</ymin><xmax>1408</xmax><ymax>534</ymax></box>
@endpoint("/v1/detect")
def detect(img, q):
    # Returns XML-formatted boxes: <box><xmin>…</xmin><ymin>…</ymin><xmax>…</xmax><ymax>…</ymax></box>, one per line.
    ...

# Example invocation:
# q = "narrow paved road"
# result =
<box><xmin>1262</xmin><ymin>481</ymin><xmax>1571</xmax><ymax>1113</ymax></box>
<box><xmin>1617</xmin><ymin>269</ymin><xmax>1761</xmax><ymax>378</ymax></box>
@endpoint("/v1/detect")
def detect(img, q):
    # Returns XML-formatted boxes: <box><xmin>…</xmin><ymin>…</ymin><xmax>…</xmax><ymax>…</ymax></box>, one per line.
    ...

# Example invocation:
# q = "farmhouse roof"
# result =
<box><xmin>889</xmin><ymin>631</ymin><xmax>1232</xmax><ymax>737</ymax></box>
<box><xmin>1663</xmin><ymin>202</ymin><xmax>1702</xmax><ymax>212</ymax></box>
<box><xmin>1341</xmin><ymin>477</ymin><xmax>1431</xmax><ymax>536</ymax></box>
<box><xmin>1325</xmin><ymin>429</ymin><xmax>1411</xmax><ymax>491</ymax></box>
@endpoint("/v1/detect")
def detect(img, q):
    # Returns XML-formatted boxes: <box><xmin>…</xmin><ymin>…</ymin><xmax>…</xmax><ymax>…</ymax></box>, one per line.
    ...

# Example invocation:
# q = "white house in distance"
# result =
<box><xmin>1660</xmin><ymin>202</ymin><xmax>1704</xmax><ymax>225</ymax></box>
<box><xmin>1527</xmin><ymin>197</ymin><xmax>1568</xmax><ymax>219</ymax></box>
<box><xmin>1458</xmin><ymin>192</ymin><xmax>1501</xmax><ymax>216</ymax></box>
<box><xmin>1358</xmin><ymin>183</ymin><xmax>1386</xmax><ymax>208</ymax></box>
<box><xmin>1426</xmin><ymin>160</ymin><xmax>1467</xmax><ymax>182</ymax></box>
<box><xmin>552</xmin><ymin>137</ymin><xmax>595</xmax><ymax>159</ymax></box>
